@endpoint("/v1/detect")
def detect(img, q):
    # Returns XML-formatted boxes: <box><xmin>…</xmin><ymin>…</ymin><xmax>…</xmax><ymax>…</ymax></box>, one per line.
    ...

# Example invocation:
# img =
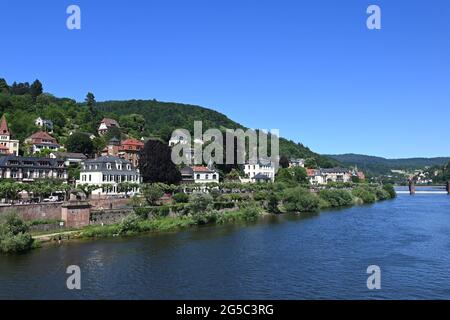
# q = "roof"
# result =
<box><xmin>121</xmin><ymin>138</ymin><xmax>144</xmax><ymax>146</ymax></box>
<box><xmin>252</xmin><ymin>173</ymin><xmax>271</xmax><ymax>180</ymax></box>
<box><xmin>192</xmin><ymin>166</ymin><xmax>217</xmax><ymax>173</ymax></box>
<box><xmin>51</xmin><ymin>152</ymin><xmax>87</xmax><ymax>159</ymax></box>
<box><xmin>0</xmin><ymin>155</ymin><xmax>65</xmax><ymax>168</ymax></box>
<box><xmin>27</xmin><ymin>131</ymin><xmax>57</xmax><ymax>141</ymax></box>
<box><xmin>84</xmin><ymin>155</ymin><xmax>131</xmax><ymax>164</ymax></box>
<box><xmin>100</xmin><ymin>118</ymin><xmax>120</xmax><ymax>128</ymax></box>
<box><xmin>320</xmin><ymin>167</ymin><xmax>350</xmax><ymax>174</ymax></box>
<box><xmin>0</xmin><ymin>115</ymin><xmax>10</xmax><ymax>135</ymax></box>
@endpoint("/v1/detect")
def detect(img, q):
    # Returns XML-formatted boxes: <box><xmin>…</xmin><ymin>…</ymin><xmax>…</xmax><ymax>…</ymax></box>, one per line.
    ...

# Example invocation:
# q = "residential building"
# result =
<box><xmin>289</xmin><ymin>158</ymin><xmax>305</xmax><ymax>168</ymax></box>
<box><xmin>307</xmin><ymin>167</ymin><xmax>352</xmax><ymax>185</ymax></box>
<box><xmin>0</xmin><ymin>115</ymin><xmax>20</xmax><ymax>156</ymax></box>
<box><xmin>49</xmin><ymin>152</ymin><xmax>87</xmax><ymax>166</ymax></box>
<box><xmin>25</xmin><ymin>131</ymin><xmax>61</xmax><ymax>154</ymax></box>
<box><xmin>118</xmin><ymin>138</ymin><xmax>144</xmax><ymax>167</ymax></box>
<box><xmin>76</xmin><ymin>156</ymin><xmax>141</xmax><ymax>196</ymax></box>
<box><xmin>243</xmin><ymin>161</ymin><xmax>276</xmax><ymax>183</ymax></box>
<box><xmin>0</xmin><ymin>156</ymin><xmax>68</xmax><ymax>182</ymax></box>
<box><xmin>101</xmin><ymin>138</ymin><xmax>144</xmax><ymax>167</ymax></box>
<box><xmin>98</xmin><ymin>118</ymin><xmax>120</xmax><ymax>135</ymax></box>
<box><xmin>35</xmin><ymin>117</ymin><xmax>54</xmax><ymax>133</ymax></box>
<box><xmin>180</xmin><ymin>166</ymin><xmax>219</xmax><ymax>184</ymax></box>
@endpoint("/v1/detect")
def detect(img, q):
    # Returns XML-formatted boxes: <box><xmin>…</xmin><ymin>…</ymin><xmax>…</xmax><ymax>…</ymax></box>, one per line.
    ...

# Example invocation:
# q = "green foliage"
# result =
<box><xmin>352</xmin><ymin>187</ymin><xmax>377</xmax><ymax>204</ymax></box>
<box><xmin>139</xmin><ymin>139</ymin><xmax>182</xmax><ymax>184</ymax></box>
<box><xmin>319</xmin><ymin>189</ymin><xmax>353</xmax><ymax>208</ymax></box>
<box><xmin>276</xmin><ymin>167</ymin><xmax>308</xmax><ymax>186</ymax></box>
<box><xmin>0</xmin><ymin>213</ymin><xmax>34</xmax><ymax>254</ymax></box>
<box><xmin>172</xmin><ymin>192</ymin><xmax>189</xmax><ymax>203</ymax></box>
<box><xmin>282</xmin><ymin>187</ymin><xmax>320</xmax><ymax>213</ymax></box>
<box><xmin>117</xmin><ymin>214</ymin><xmax>142</xmax><ymax>235</ymax></box>
<box><xmin>383</xmin><ymin>184</ymin><xmax>396</xmax><ymax>199</ymax></box>
<box><xmin>267</xmin><ymin>192</ymin><xmax>280</xmax><ymax>213</ymax></box>
<box><xmin>142</xmin><ymin>184</ymin><xmax>164</xmax><ymax>206</ymax></box>
<box><xmin>189</xmin><ymin>193</ymin><xmax>213</xmax><ymax>214</ymax></box>
<box><xmin>66</xmin><ymin>132</ymin><xmax>94</xmax><ymax>155</ymax></box>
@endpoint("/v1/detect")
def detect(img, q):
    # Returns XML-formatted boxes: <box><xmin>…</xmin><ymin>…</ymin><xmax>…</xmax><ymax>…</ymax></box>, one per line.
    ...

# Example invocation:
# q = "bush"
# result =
<box><xmin>134</xmin><ymin>207</ymin><xmax>150</xmax><ymax>219</ymax></box>
<box><xmin>0</xmin><ymin>213</ymin><xmax>34</xmax><ymax>254</ymax></box>
<box><xmin>117</xmin><ymin>214</ymin><xmax>142</xmax><ymax>235</ymax></box>
<box><xmin>150</xmin><ymin>205</ymin><xmax>170</xmax><ymax>218</ymax></box>
<box><xmin>213</xmin><ymin>202</ymin><xmax>236</xmax><ymax>210</ymax></box>
<box><xmin>375</xmin><ymin>188</ymin><xmax>390</xmax><ymax>201</ymax></box>
<box><xmin>352</xmin><ymin>188</ymin><xmax>376</xmax><ymax>204</ymax></box>
<box><xmin>254</xmin><ymin>191</ymin><xmax>269</xmax><ymax>201</ymax></box>
<box><xmin>282</xmin><ymin>187</ymin><xmax>320</xmax><ymax>213</ymax></box>
<box><xmin>319</xmin><ymin>189</ymin><xmax>353</xmax><ymax>207</ymax></box>
<box><xmin>191</xmin><ymin>211</ymin><xmax>218</xmax><ymax>225</ymax></box>
<box><xmin>383</xmin><ymin>184</ymin><xmax>396</xmax><ymax>199</ymax></box>
<box><xmin>189</xmin><ymin>193</ymin><xmax>213</xmax><ymax>214</ymax></box>
<box><xmin>142</xmin><ymin>184</ymin><xmax>164</xmax><ymax>205</ymax></box>
<box><xmin>267</xmin><ymin>192</ymin><xmax>280</xmax><ymax>213</ymax></box>
<box><xmin>172</xmin><ymin>192</ymin><xmax>189</xmax><ymax>204</ymax></box>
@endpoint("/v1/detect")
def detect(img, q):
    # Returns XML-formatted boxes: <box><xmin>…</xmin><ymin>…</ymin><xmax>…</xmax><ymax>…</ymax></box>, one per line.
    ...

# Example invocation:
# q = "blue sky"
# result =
<box><xmin>1</xmin><ymin>0</ymin><xmax>449</xmax><ymax>158</ymax></box>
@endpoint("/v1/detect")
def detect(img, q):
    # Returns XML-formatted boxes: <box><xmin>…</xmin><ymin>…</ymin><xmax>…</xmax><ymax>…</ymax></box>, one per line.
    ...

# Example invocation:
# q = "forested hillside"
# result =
<box><xmin>96</xmin><ymin>100</ymin><xmax>338</xmax><ymax>167</ymax></box>
<box><xmin>327</xmin><ymin>153</ymin><xmax>450</xmax><ymax>175</ymax></box>
<box><xmin>0</xmin><ymin>78</ymin><xmax>337</xmax><ymax>167</ymax></box>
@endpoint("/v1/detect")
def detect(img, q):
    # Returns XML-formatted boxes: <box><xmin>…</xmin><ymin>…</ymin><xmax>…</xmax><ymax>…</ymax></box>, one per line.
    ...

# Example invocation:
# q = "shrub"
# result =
<box><xmin>375</xmin><ymin>188</ymin><xmax>390</xmax><ymax>201</ymax></box>
<box><xmin>142</xmin><ymin>184</ymin><xmax>164</xmax><ymax>206</ymax></box>
<box><xmin>282</xmin><ymin>187</ymin><xmax>320</xmax><ymax>213</ymax></box>
<box><xmin>319</xmin><ymin>189</ymin><xmax>353</xmax><ymax>207</ymax></box>
<box><xmin>189</xmin><ymin>193</ymin><xmax>213</xmax><ymax>214</ymax></box>
<box><xmin>172</xmin><ymin>192</ymin><xmax>189</xmax><ymax>204</ymax></box>
<box><xmin>117</xmin><ymin>214</ymin><xmax>142</xmax><ymax>235</ymax></box>
<box><xmin>352</xmin><ymin>188</ymin><xmax>376</xmax><ymax>204</ymax></box>
<box><xmin>0</xmin><ymin>213</ymin><xmax>34</xmax><ymax>254</ymax></box>
<box><xmin>267</xmin><ymin>192</ymin><xmax>280</xmax><ymax>213</ymax></box>
<box><xmin>254</xmin><ymin>191</ymin><xmax>269</xmax><ymax>201</ymax></box>
<box><xmin>150</xmin><ymin>205</ymin><xmax>170</xmax><ymax>218</ymax></box>
<box><xmin>191</xmin><ymin>211</ymin><xmax>218</xmax><ymax>225</ymax></box>
<box><xmin>213</xmin><ymin>202</ymin><xmax>236</xmax><ymax>210</ymax></box>
<box><xmin>134</xmin><ymin>207</ymin><xmax>150</xmax><ymax>219</ymax></box>
<box><xmin>383</xmin><ymin>184</ymin><xmax>396</xmax><ymax>199</ymax></box>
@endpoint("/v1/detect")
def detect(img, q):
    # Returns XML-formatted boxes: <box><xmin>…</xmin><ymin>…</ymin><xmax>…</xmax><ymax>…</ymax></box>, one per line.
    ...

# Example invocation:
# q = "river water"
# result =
<box><xmin>1</xmin><ymin>187</ymin><xmax>449</xmax><ymax>299</ymax></box>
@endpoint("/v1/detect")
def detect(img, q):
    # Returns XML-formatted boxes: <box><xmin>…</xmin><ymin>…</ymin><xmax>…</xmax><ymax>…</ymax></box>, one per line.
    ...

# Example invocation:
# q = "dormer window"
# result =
<box><xmin>127</xmin><ymin>164</ymin><xmax>131</xmax><ymax>170</ymax></box>
<box><xmin>106</xmin><ymin>163</ymin><xmax>112</xmax><ymax>170</ymax></box>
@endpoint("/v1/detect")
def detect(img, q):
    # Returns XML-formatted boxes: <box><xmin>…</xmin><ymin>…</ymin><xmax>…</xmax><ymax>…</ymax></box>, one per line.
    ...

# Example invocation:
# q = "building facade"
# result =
<box><xmin>76</xmin><ymin>156</ymin><xmax>141</xmax><ymax>196</ymax></box>
<box><xmin>35</xmin><ymin>117</ymin><xmax>54</xmax><ymax>133</ymax></box>
<box><xmin>0</xmin><ymin>156</ymin><xmax>68</xmax><ymax>182</ymax></box>
<box><xmin>0</xmin><ymin>115</ymin><xmax>20</xmax><ymax>156</ymax></box>
<box><xmin>243</xmin><ymin>161</ymin><xmax>276</xmax><ymax>183</ymax></box>
<box><xmin>102</xmin><ymin>138</ymin><xmax>144</xmax><ymax>167</ymax></box>
<box><xmin>25</xmin><ymin>131</ymin><xmax>61</xmax><ymax>154</ymax></box>
<box><xmin>307</xmin><ymin>167</ymin><xmax>352</xmax><ymax>185</ymax></box>
<box><xmin>98</xmin><ymin>118</ymin><xmax>120</xmax><ymax>135</ymax></box>
<box><xmin>181</xmin><ymin>166</ymin><xmax>219</xmax><ymax>184</ymax></box>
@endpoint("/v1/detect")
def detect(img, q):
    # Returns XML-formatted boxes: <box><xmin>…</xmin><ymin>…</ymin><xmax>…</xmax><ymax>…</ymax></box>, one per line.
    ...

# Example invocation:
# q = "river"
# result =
<box><xmin>1</xmin><ymin>187</ymin><xmax>449</xmax><ymax>300</ymax></box>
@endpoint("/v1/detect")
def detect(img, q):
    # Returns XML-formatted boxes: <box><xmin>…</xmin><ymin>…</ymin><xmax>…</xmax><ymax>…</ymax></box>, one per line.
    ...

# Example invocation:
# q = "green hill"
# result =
<box><xmin>97</xmin><ymin>99</ymin><xmax>338</xmax><ymax>168</ymax></box>
<box><xmin>0</xmin><ymin>78</ymin><xmax>337</xmax><ymax>167</ymax></box>
<box><xmin>327</xmin><ymin>153</ymin><xmax>450</xmax><ymax>175</ymax></box>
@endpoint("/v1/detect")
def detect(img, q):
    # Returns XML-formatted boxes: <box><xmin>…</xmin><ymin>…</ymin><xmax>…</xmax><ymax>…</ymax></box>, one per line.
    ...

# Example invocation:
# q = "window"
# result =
<box><xmin>212</xmin><ymin>174</ymin><xmax>217</xmax><ymax>180</ymax></box>
<box><xmin>107</xmin><ymin>163</ymin><xmax>112</xmax><ymax>170</ymax></box>
<box><xmin>205</xmin><ymin>174</ymin><xmax>209</xmax><ymax>180</ymax></box>
<box><xmin>196</xmin><ymin>174</ymin><xmax>200</xmax><ymax>180</ymax></box>
<box><xmin>89</xmin><ymin>175</ymin><xmax>92</xmax><ymax>181</ymax></box>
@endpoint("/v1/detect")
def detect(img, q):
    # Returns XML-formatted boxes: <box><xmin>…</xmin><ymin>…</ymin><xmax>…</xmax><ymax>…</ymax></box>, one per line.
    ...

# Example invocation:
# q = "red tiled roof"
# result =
<box><xmin>0</xmin><ymin>115</ymin><xmax>10</xmax><ymax>135</ymax></box>
<box><xmin>306</xmin><ymin>168</ymin><xmax>316</xmax><ymax>177</ymax></box>
<box><xmin>121</xmin><ymin>139</ymin><xmax>144</xmax><ymax>146</ymax></box>
<box><xmin>28</xmin><ymin>131</ymin><xmax>56</xmax><ymax>141</ymax></box>
<box><xmin>192</xmin><ymin>166</ymin><xmax>216</xmax><ymax>173</ymax></box>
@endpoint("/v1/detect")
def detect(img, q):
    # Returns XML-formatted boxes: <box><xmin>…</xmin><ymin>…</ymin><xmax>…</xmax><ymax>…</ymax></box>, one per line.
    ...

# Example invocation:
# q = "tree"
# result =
<box><xmin>103</xmin><ymin>126</ymin><xmax>122</xmax><ymax>141</ymax></box>
<box><xmin>66</xmin><ymin>132</ymin><xmax>94</xmax><ymax>155</ymax></box>
<box><xmin>0</xmin><ymin>78</ymin><xmax>9</xmax><ymax>94</ymax></box>
<box><xmin>30</xmin><ymin>79</ymin><xmax>43</xmax><ymax>101</ymax></box>
<box><xmin>77</xmin><ymin>184</ymin><xmax>100</xmax><ymax>200</ymax></box>
<box><xmin>279</xmin><ymin>156</ymin><xmax>290</xmax><ymax>169</ymax></box>
<box><xmin>142</xmin><ymin>184</ymin><xmax>164</xmax><ymax>206</ymax></box>
<box><xmin>139</xmin><ymin>139</ymin><xmax>182</xmax><ymax>184</ymax></box>
<box><xmin>0</xmin><ymin>213</ymin><xmax>34</xmax><ymax>254</ymax></box>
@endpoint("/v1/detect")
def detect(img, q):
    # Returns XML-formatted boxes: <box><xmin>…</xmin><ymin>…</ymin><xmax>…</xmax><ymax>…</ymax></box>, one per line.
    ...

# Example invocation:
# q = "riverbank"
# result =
<box><xmin>2</xmin><ymin>183</ymin><xmax>396</xmax><ymax>253</ymax></box>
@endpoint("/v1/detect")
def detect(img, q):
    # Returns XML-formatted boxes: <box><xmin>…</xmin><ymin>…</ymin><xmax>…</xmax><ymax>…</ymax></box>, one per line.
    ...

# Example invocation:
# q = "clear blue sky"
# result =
<box><xmin>1</xmin><ymin>0</ymin><xmax>449</xmax><ymax>158</ymax></box>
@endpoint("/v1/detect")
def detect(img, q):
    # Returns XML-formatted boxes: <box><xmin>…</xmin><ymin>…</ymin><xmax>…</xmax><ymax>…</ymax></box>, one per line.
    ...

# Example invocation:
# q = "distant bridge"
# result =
<box><xmin>396</xmin><ymin>191</ymin><xmax>448</xmax><ymax>194</ymax></box>
<box><xmin>404</xmin><ymin>180</ymin><xmax>449</xmax><ymax>195</ymax></box>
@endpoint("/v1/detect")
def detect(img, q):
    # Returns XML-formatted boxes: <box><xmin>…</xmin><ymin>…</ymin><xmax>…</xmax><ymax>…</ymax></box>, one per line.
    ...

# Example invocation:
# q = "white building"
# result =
<box><xmin>49</xmin><ymin>152</ymin><xmax>87</xmax><ymax>167</ymax></box>
<box><xmin>35</xmin><ymin>117</ymin><xmax>54</xmax><ymax>133</ymax></box>
<box><xmin>289</xmin><ymin>158</ymin><xmax>305</xmax><ymax>168</ymax></box>
<box><xmin>181</xmin><ymin>166</ymin><xmax>219</xmax><ymax>184</ymax></box>
<box><xmin>76</xmin><ymin>156</ymin><xmax>141</xmax><ymax>196</ymax></box>
<box><xmin>243</xmin><ymin>161</ymin><xmax>276</xmax><ymax>183</ymax></box>
<box><xmin>307</xmin><ymin>168</ymin><xmax>352</xmax><ymax>185</ymax></box>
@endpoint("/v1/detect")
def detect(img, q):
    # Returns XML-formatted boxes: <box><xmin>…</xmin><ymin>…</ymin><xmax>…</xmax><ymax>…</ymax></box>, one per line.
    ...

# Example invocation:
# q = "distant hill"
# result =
<box><xmin>327</xmin><ymin>153</ymin><xmax>450</xmax><ymax>175</ymax></box>
<box><xmin>96</xmin><ymin>100</ymin><xmax>339</xmax><ymax>168</ymax></box>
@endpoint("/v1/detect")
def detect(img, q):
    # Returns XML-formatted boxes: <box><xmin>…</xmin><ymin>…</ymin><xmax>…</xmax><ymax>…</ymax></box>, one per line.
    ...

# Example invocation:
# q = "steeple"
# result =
<box><xmin>0</xmin><ymin>115</ymin><xmax>10</xmax><ymax>136</ymax></box>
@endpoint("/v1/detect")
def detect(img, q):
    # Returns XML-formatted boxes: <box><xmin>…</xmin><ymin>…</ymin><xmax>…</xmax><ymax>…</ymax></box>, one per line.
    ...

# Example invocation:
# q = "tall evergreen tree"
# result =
<box><xmin>139</xmin><ymin>139</ymin><xmax>182</xmax><ymax>184</ymax></box>
<box><xmin>30</xmin><ymin>79</ymin><xmax>43</xmax><ymax>101</ymax></box>
<box><xmin>0</xmin><ymin>78</ymin><xmax>9</xmax><ymax>94</ymax></box>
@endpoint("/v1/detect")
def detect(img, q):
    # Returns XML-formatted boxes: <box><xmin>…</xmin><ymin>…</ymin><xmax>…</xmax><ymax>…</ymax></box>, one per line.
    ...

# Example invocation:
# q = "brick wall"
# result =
<box><xmin>0</xmin><ymin>203</ymin><xmax>62</xmax><ymax>221</ymax></box>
